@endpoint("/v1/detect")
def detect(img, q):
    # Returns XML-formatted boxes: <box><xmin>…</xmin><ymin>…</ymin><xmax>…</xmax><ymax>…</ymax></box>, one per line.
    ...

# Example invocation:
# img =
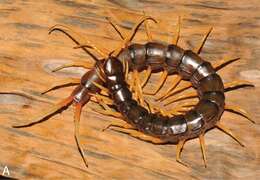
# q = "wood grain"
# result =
<box><xmin>0</xmin><ymin>0</ymin><xmax>259</xmax><ymax>179</ymax></box>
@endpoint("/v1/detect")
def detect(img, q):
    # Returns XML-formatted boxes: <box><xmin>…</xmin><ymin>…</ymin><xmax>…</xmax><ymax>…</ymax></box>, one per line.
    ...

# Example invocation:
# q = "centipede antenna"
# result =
<box><xmin>74</xmin><ymin>103</ymin><xmax>88</xmax><ymax>168</ymax></box>
<box><xmin>144</xmin><ymin>69</ymin><xmax>168</xmax><ymax>95</ymax></box>
<box><xmin>216</xmin><ymin>122</ymin><xmax>245</xmax><ymax>147</ymax></box>
<box><xmin>173</xmin><ymin>16</ymin><xmax>181</xmax><ymax>45</ymax></box>
<box><xmin>143</xmin><ymin>11</ymin><xmax>153</xmax><ymax>41</ymax></box>
<box><xmin>12</xmin><ymin>95</ymin><xmax>74</xmax><ymax>128</ymax></box>
<box><xmin>106</xmin><ymin>17</ymin><xmax>125</xmax><ymax>40</ymax></box>
<box><xmin>141</xmin><ymin>66</ymin><xmax>152</xmax><ymax>88</ymax></box>
<box><xmin>224</xmin><ymin>80</ymin><xmax>254</xmax><ymax>92</ymax></box>
<box><xmin>163</xmin><ymin>92</ymin><xmax>198</xmax><ymax>107</ymax></box>
<box><xmin>199</xmin><ymin>134</ymin><xmax>207</xmax><ymax>168</ymax></box>
<box><xmin>225</xmin><ymin>104</ymin><xmax>255</xmax><ymax>123</ymax></box>
<box><xmin>113</xmin><ymin>16</ymin><xmax>157</xmax><ymax>56</ymax></box>
<box><xmin>194</xmin><ymin>27</ymin><xmax>213</xmax><ymax>54</ymax></box>
<box><xmin>41</xmin><ymin>79</ymin><xmax>80</xmax><ymax>95</ymax></box>
<box><xmin>49</xmin><ymin>25</ymin><xmax>100</xmax><ymax>62</ymax></box>
<box><xmin>213</xmin><ymin>57</ymin><xmax>240</xmax><ymax>71</ymax></box>
<box><xmin>52</xmin><ymin>62</ymin><xmax>93</xmax><ymax>72</ymax></box>
<box><xmin>73</xmin><ymin>45</ymin><xmax>109</xmax><ymax>58</ymax></box>
<box><xmin>156</xmin><ymin>76</ymin><xmax>182</xmax><ymax>101</ymax></box>
<box><xmin>176</xmin><ymin>140</ymin><xmax>188</xmax><ymax>167</ymax></box>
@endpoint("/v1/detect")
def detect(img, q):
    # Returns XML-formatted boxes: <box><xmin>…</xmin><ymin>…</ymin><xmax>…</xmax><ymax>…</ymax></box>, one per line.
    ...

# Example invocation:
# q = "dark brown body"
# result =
<box><xmin>98</xmin><ymin>42</ymin><xmax>225</xmax><ymax>143</ymax></box>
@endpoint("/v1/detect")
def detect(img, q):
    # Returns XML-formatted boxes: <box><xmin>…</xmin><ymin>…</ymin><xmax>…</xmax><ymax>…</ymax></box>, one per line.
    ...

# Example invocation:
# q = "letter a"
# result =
<box><xmin>2</xmin><ymin>166</ymin><xmax>10</xmax><ymax>176</ymax></box>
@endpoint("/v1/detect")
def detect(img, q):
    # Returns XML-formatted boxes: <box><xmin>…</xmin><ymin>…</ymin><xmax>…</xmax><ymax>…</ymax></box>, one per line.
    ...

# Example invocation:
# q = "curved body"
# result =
<box><xmin>101</xmin><ymin>42</ymin><xmax>225</xmax><ymax>143</ymax></box>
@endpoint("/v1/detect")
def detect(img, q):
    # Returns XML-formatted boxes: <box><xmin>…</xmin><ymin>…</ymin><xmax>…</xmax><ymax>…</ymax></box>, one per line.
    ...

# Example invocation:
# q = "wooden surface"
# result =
<box><xmin>0</xmin><ymin>0</ymin><xmax>259</xmax><ymax>179</ymax></box>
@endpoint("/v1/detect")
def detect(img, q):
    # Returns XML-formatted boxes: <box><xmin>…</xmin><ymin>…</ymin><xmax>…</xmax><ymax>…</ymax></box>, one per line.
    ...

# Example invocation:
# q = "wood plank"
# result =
<box><xmin>0</xmin><ymin>0</ymin><xmax>259</xmax><ymax>179</ymax></box>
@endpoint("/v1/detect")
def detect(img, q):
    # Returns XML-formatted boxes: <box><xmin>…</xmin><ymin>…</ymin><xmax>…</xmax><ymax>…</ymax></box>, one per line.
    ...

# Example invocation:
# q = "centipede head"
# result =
<box><xmin>103</xmin><ymin>56</ymin><xmax>124</xmax><ymax>76</ymax></box>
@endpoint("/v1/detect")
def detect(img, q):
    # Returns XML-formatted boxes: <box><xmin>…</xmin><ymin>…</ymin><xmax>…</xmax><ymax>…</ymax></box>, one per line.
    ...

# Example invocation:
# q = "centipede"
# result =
<box><xmin>9</xmin><ymin>15</ymin><xmax>254</xmax><ymax>168</ymax></box>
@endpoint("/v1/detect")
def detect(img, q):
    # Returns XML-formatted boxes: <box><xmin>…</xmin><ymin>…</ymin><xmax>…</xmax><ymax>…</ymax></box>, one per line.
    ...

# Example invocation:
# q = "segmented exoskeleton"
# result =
<box><xmin>9</xmin><ymin>15</ymin><xmax>254</xmax><ymax>168</ymax></box>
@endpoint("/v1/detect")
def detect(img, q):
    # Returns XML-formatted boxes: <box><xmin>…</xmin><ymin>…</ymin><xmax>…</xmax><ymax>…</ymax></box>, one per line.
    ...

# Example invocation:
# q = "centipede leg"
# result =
<box><xmin>165</xmin><ymin>101</ymin><xmax>197</xmax><ymax>116</ymax></box>
<box><xmin>89</xmin><ymin>93</ymin><xmax>113</xmax><ymax>105</ymax></box>
<box><xmin>156</xmin><ymin>76</ymin><xmax>182</xmax><ymax>101</ymax></box>
<box><xmin>133</xmin><ymin>69</ymin><xmax>145</xmax><ymax>106</ymax></box>
<box><xmin>163</xmin><ymin>92</ymin><xmax>198</xmax><ymax>107</ymax></box>
<box><xmin>216</xmin><ymin>122</ymin><xmax>245</xmax><ymax>147</ymax></box>
<box><xmin>176</xmin><ymin>139</ymin><xmax>189</xmax><ymax>167</ymax></box>
<box><xmin>52</xmin><ymin>62</ymin><xmax>93</xmax><ymax>72</ymax></box>
<box><xmin>159</xmin><ymin>82</ymin><xmax>193</xmax><ymax>102</ymax></box>
<box><xmin>102</xmin><ymin>119</ymin><xmax>134</xmax><ymax>131</ymax></box>
<box><xmin>225</xmin><ymin>104</ymin><xmax>254</xmax><ymax>123</ymax></box>
<box><xmin>172</xmin><ymin>16</ymin><xmax>181</xmax><ymax>45</ymax></box>
<box><xmin>199</xmin><ymin>134</ymin><xmax>207</xmax><ymax>168</ymax></box>
<box><xmin>92</xmin><ymin>82</ymin><xmax>109</xmax><ymax>95</ymax></box>
<box><xmin>124</xmin><ymin>59</ymin><xmax>129</xmax><ymax>81</ymax></box>
<box><xmin>141</xmin><ymin>66</ymin><xmax>152</xmax><ymax>88</ymax></box>
<box><xmin>111</xmin><ymin>127</ymin><xmax>166</xmax><ymax>144</ymax></box>
<box><xmin>41</xmin><ymin>79</ymin><xmax>80</xmax><ymax>94</ymax></box>
<box><xmin>144</xmin><ymin>69</ymin><xmax>168</xmax><ymax>95</ymax></box>
<box><xmin>224</xmin><ymin>80</ymin><xmax>254</xmax><ymax>92</ymax></box>
<box><xmin>74</xmin><ymin>103</ymin><xmax>88</xmax><ymax>167</ymax></box>
<box><xmin>12</xmin><ymin>95</ymin><xmax>74</xmax><ymax>128</ymax></box>
<box><xmin>194</xmin><ymin>27</ymin><xmax>213</xmax><ymax>54</ymax></box>
<box><xmin>213</xmin><ymin>57</ymin><xmax>240</xmax><ymax>71</ymax></box>
<box><xmin>93</xmin><ymin>97</ymin><xmax>122</xmax><ymax>118</ymax></box>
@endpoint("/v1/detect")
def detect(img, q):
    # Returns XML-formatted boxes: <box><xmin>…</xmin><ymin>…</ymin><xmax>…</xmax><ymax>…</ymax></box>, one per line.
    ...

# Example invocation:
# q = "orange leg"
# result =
<box><xmin>163</xmin><ymin>92</ymin><xmax>197</xmax><ymax>107</ymax></box>
<box><xmin>194</xmin><ymin>27</ymin><xmax>213</xmax><ymax>54</ymax></box>
<box><xmin>199</xmin><ymin>134</ymin><xmax>207</xmax><ymax>168</ymax></box>
<box><xmin>216</xmin><ymin>122</ymin><xmax>245</xmax><ymax>147</ymax></box>
<box><xmin>102</xmin><ymin>119</ymin><xmax>135</xmax><ymax>132</ymax></box>
<box><xmin>156</xmin><ymin>76</ymin><xmax>182</xmax><ymax>101</ymax></box>
<box><xmin>133</xmin><ymin>69</ymin><xmax>145</xmax><ymax>106</ymax></box>
<box><xmin>110</xmin><ymin>126</ymin><xmax>167</xmax><ymax>144</ymax></box>
<box><xmin>141</xmin><ymin>66</ymin><xmax>152</xmax><ymax>88</ymax></box>
<box><xmin>41</xmin><ymin>79</ymin><xmax>80</xmax><ymax>94</ymax></box>
<box><xmin>225</xmin><ymin>104</ymin><xmax>254</xmax><ymax>123</ymax></box>
<box><xmin>144</xmin><ymin>69</ymin><xmax>168</xmax><ymax>95</ymax></box>
<box><xmin>165</xmin><ymin>101</ymin><xmax>197</xmax><ymax>116</ymax></box>
<box><xmin>213</xmin><ymin>57</ymin><xmax>240</xmax><ymax>71</ymax></box>
<box><xmin>74</xmin><ymin>103</ymin><xmax>88</xmax><ymax>167</ymax></box>
<box><xmin>224</xmin><ymin>80</ymin><xmax>254</xmax><ymax>92</ymax></box>
<box><xmin>172</xmin><ymin>16</ymin><xmax>181</xmax><ymax>45</ymax></box>
<box><xmin>94</xmin><ymin>96</ymin><xmax>122</xmax><ymax>118</ymax></box>
<box><xmin>12</xmin><ymin>95</ymin><xmax>74</xmax><ymax>128</ymax></box>
<box><xmin>176</xmin><ymin>139</ymin><xmax>189</xmax><ymax>167</ymax></box>
<box><xmin>159</xmin><ymin>82</ymin><xmax>192</xmax><ymax>102</ymax></box>
<box><xmin>89</xmin><ymin>93</ymin><xmax>113</xmax><ymax>105</ymax></box>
